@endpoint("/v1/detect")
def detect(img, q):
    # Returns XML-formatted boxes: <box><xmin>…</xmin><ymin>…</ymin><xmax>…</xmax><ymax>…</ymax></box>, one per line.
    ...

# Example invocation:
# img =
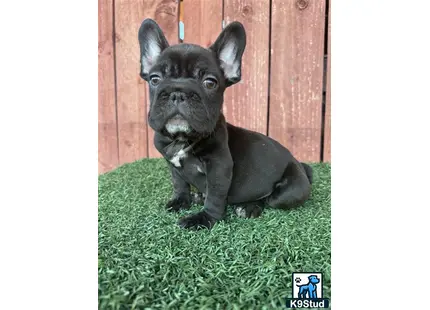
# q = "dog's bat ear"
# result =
<box><xmin>209</xmin><ymin>21</ymin><xmax>246</xmax><ymax>87</ymax></box>
<box><xmin>138</xmin><ymin>19</ymin><xmax>169</xmax><ymax>81</ymax></box>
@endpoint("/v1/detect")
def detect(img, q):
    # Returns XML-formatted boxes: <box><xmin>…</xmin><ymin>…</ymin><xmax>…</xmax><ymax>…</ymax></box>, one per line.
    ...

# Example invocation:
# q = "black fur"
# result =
<box><xmin>138</xmin><ymin>19</ymin><xmax>312</xmax><ymax>229</ymax></box>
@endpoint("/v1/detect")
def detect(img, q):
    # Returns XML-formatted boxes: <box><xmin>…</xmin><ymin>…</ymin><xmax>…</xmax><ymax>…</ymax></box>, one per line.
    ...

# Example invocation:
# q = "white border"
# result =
<box><xmin>334</xmin><ymin>1</ymin><xmax>430</xmax><ymax>309</ymax></box>
<box><xmin>0</xmin><ymin>1</ymin><xmax>97</xmax><ymax>309</ymax></box>
<box><xmin>0</xmin><ymin>0</ymin><xmax>430</xmax><ymax>309</ymax></box>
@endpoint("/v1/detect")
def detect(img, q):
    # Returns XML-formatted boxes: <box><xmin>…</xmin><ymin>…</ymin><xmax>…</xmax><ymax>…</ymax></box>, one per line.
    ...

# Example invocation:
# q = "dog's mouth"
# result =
<box><xmin>165</xmin><ymin>115</ymin><xmax>192</xmax><ymax>135</ymax></box>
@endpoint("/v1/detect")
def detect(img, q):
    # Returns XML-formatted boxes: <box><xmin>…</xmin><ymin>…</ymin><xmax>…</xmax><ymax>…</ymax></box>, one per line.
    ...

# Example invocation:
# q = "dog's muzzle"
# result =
<box><xmin>165</xmin><ymin>114</ymin><xmax>191</xmax><ymax>135</ymax></box>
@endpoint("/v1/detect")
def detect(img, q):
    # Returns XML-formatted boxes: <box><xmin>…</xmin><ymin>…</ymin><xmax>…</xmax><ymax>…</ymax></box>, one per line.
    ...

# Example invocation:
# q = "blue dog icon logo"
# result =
<box><xmin>287</xmin><ymin>272</ymin><xmax>329</xmax><ymax>308</ymax></box>
<box><xmin>296</xmin><ymin>275</ymin><xmax>320</xmax><ymax>299</ymax></box>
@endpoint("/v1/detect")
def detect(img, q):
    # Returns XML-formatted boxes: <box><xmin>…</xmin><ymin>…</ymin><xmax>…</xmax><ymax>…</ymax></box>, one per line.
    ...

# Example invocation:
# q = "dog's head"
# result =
<box><xmin>138</xmin><ymin>19</ymin><xmax>246</xmax><ymax>139</ymax></box>
<box><xmin>308</xmin><ymin>275</ymin><xmax>320</xmax><ymax>284</ymax></box>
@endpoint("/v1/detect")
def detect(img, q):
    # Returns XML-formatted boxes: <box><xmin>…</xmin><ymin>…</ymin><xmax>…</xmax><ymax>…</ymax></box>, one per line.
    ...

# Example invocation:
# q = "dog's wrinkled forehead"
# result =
<box><xmin>152</xmin><ymin>44</ymin><xmax>222</xmax><ymax>80</ymax></box>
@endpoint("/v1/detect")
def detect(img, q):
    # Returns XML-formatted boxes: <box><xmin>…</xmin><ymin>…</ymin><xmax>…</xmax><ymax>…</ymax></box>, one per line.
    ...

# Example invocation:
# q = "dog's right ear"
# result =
<box><xmin>138</xmin><ymin>19</ymin><xmax>169</xmax><ymax>81</ymax></box>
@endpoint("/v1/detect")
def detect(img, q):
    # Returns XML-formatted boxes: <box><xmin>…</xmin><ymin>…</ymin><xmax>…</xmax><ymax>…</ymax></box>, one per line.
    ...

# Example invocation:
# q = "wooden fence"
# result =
<box><xmin>98</xmin><ymin>0</ymin><xmax>331</xmax><ymax>174</ymax></box>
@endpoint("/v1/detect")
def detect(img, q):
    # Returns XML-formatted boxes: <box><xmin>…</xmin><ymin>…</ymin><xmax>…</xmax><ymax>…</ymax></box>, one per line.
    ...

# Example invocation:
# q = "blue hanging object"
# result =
<box><xmin>179</xmin><ymin>21</ymin><xmax>184</xmax><ymax>41</ymax></box>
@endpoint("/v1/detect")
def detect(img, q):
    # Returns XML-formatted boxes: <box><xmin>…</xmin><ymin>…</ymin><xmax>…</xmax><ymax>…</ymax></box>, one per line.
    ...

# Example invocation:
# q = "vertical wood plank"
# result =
<box><xmin>98</xmin><ymin>0</ymin><xmax>119</xmax><ymax>174</ymax></box>
<box><xmin>115</xmin><ymin>0</ymin><xmax>178</xmax><ymax>162</ymax></box>
<box><xmin>223</xmin><ymin>0</ymin><xmax>270</xmax><ymax>135</ymax></box>
<box><xmin>269</xmin><ymin>0</ymin><xmax>326</xmax><ymax>162</ymax></box>
<box><xmin>115</xmin><ymin>1</ymin><xmax>148</xmax><ymax>164</ymax></box>
<box><xmin>182</xmin><ymin>0</ymin><xmax>223</xmax><ymax>47</ymax></box>
<box><xmin>323</xmin><ymin>0</ymin><xmax>331</xmax><ymax>162</ymax></box>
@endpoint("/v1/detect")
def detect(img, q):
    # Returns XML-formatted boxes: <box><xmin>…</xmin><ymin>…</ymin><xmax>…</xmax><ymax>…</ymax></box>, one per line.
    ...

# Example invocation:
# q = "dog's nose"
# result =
<box><xmin>169</xmin><ymin>92</ymin><xmax>186</xmax><ymax>104</ymax></box>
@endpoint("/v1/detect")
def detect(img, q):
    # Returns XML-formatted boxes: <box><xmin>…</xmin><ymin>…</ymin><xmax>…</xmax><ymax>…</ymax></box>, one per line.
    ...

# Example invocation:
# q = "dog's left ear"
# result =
<box><xmin>209</xmin><ymin>22</ymin><xmax>246</xmax><ymax>86</ymax></box>
<box><xmin>138</xmin><ymin>19</ymin><xmax>170</xmax><ymax>80</ymax></box>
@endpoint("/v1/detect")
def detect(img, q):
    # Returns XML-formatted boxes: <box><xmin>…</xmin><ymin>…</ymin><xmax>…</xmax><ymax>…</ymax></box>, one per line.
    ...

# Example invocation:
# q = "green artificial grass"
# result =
<box><xmin>98</xmin><ymin>159</ymin><xmax>331</xmax><ymax>309</ymax></box>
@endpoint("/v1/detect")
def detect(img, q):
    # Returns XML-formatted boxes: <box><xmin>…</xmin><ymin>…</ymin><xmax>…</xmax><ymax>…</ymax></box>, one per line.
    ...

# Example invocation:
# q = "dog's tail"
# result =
<box><xmin>301</xmin><ymin>163</ymin><xmax>313</xmax><ymax>184</ymax></box>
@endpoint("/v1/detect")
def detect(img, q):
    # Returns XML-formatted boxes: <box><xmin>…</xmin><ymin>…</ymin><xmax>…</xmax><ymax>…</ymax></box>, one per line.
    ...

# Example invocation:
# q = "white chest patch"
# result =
<box><xmin>170</xmin><ymin>149</ymin><xmax>187</xmax><ymax>167</ymax></box>
<box><xmin>196</xmin><ymin>165</ymin><xmax>204</xmax><ymax>174</ymax></box>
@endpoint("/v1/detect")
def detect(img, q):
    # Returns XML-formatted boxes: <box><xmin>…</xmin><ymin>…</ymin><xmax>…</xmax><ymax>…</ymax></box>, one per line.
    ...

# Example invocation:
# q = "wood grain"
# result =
<box><xmin>98</xmin><ymin>0</ymin><xmax>119</xmax><ymax>174</ymax></box>
<box><xmin>182</xmin><ymin>0</ymin><xmax>223</xmax><ymax>47</ymax></box>
<box><xmin>269</xmin><ymin>0</ymin><xmax>326</xmax><ymax>162</ymax></box>
<box><xmin>323</xmin><ymin>0</ymin><xmax>331</xmax><ymax>162</ymax></box>
<box><xmin>115</xmin><ymin>0</ymin><xmax>178</xmax><ymax>162</ymax></box>
<box><xmin>223</xmin><ymin>0</ymin><xmax>270</xmax><ymax>135</ymax></box>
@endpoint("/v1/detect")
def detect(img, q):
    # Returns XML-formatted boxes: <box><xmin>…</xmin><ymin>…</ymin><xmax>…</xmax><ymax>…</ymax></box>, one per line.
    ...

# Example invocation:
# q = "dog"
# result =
<box><xmin>138</xmin><ymin>19</ymin><xmax>312</xmax><ymax>230</ymax></box>
<box><xmin>297</xmin><ymin>275</ymin><xmax>320</xmax><ymax>299</ymax></box>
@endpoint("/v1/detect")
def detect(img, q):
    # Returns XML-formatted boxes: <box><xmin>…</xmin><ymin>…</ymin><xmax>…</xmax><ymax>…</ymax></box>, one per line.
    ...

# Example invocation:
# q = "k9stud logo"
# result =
<box><xmin>286</xmin><ymin>272</ymin><xmax>330</xmax><ymax>308</ymax></box>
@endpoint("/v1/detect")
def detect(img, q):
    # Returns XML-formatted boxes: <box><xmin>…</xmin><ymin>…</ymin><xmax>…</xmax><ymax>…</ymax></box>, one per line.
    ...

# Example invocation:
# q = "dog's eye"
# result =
<box><xmin>203</xmin><ymin>78</ymin><xmax>218</xmax><ymax>89</ymax></box>
<box><xmin>150</xmin><ymin>75</ymin><xmax>161</xmax><ymax>86</ymax></box>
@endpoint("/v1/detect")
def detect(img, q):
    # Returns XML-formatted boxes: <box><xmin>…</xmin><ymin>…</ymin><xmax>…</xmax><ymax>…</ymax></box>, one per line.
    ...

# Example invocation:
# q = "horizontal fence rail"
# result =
<box><xmin>98</xmin><ymin>0</ymin><xmax>331</xmax><ymax>174</ymax></box>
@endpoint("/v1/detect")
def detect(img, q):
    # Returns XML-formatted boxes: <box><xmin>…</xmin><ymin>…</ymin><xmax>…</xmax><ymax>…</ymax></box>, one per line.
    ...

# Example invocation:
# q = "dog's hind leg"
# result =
<box><xmin>233</xmin><ymin>201</ymin><xmax>264</xmax><ymax>218</ymax></box>
<box><xmin>301</xmin><ymin>162</ymin><xmax>313</xmax><ymax>184</ymax></box>
<box><xmin>265</xmin><ymin>161</ymin><xmax>311</xmax><ymax>209</ymax></box>
<box><xmin>298</xmin><ymin>287</ymin><xmax>308</xmax><ymax>299</ymax></box>
<box><xmin>191</xmin><ymin>191</ymin><xmax>205</xmax><ymax>205</ymax></box>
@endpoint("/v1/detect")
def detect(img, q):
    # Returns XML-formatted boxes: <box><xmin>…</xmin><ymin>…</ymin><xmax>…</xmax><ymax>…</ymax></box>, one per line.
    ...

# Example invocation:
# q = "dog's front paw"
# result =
<box><xmin>165</xmin><ymin>196</ymin><xmax>190</xmax><ymax>212</ymax></box>
<box><xmin>178</xmin><ymin>211</ymin><xmax>216</xmax><ymax>230</ymax></box>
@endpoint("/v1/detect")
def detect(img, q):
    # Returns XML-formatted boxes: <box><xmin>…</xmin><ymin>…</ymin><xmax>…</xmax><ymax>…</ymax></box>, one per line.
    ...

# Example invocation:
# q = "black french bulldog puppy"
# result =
<box><xmin>138</xmin><ymin>19</ymin><xmax>313</xmax><ymax>230</ymax></box>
